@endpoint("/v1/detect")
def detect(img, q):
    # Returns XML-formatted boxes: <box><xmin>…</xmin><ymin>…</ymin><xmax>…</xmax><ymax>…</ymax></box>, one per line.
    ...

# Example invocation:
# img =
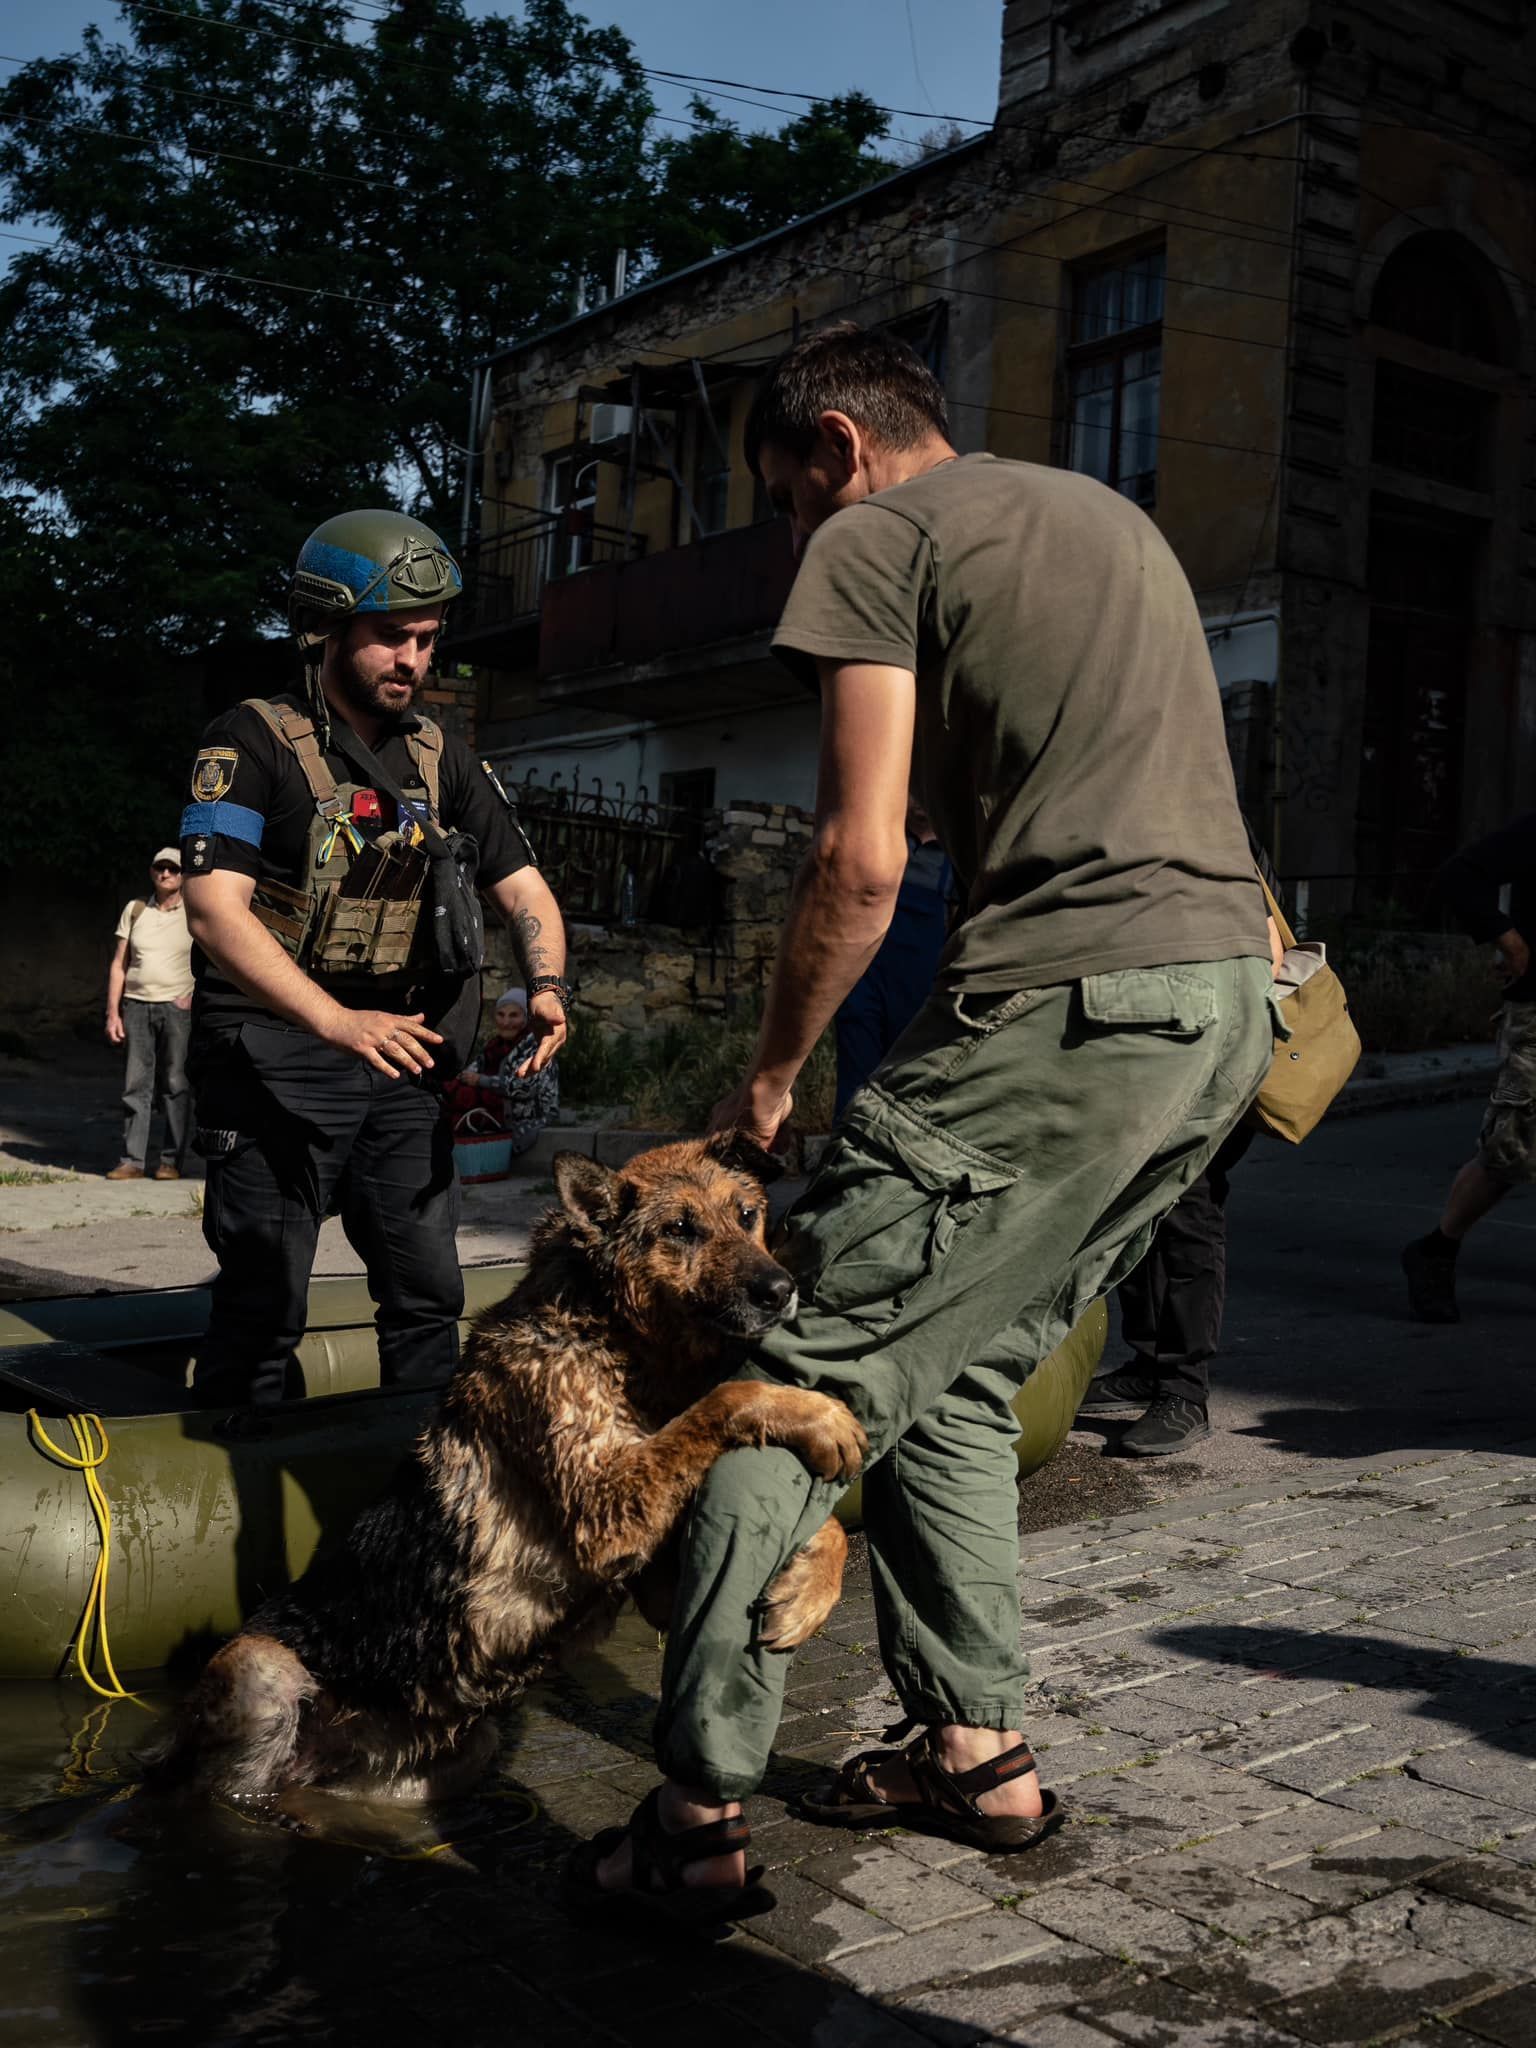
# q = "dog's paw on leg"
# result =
<box><xmin>760</xmin><ymin>1516</ymin><xmax>848</xmax><ymax>1651</ymax></box>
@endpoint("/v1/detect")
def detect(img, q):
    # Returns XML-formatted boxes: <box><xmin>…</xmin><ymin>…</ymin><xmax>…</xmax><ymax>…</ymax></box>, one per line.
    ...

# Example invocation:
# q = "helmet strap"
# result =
<box><xmin>295</xmin><ymin>632</ymin><xmax>332</xmax><ymax>749</ymax></box>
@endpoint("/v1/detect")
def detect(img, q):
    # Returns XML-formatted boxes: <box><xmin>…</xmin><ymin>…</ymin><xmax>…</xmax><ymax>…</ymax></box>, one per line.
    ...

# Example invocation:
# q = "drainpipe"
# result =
<box><xmin>460</xmin><ymin>364</ymin><xmax>483</xmax><ymax>551</ymax></box>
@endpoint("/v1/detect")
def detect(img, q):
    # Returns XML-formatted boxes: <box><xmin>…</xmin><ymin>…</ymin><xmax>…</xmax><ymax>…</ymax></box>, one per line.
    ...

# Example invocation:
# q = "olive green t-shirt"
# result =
<box><xmin>771</xmin><ymin>454</ymin><xmax>1269</xmax><ymax>991</ymax></box>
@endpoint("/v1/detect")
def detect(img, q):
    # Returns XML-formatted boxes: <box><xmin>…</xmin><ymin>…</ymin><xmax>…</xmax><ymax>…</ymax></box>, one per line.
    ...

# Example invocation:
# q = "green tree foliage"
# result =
<box><xmin>0</xmin><ymin>0</ymin><xmax>892</xmax><ymax>874</ymax></box>
<box><xmin>646</xmin><ymin>92</ymin><xmax>892</xmax><ymax>278</ymax></box>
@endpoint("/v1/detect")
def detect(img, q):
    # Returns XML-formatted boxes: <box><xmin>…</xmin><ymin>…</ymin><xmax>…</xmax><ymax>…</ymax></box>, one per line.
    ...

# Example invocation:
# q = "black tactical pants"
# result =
<box><xmin>190</xmin><ymin>1021</ymin><xmax>463</xmax><ymax>1406</ymax></box>
<box><xmin>1115</xmin><ymin>1122</ymin><xmax>1255</xmax><ymax>1402</ymax></box>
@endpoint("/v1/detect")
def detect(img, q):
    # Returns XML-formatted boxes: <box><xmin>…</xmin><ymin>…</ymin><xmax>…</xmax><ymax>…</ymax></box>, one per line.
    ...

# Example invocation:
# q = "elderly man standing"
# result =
<box><xmin>570</xmin><ymin>323</ymin><xmax>1277</xmax><ymax>1924</ymax></box>
<box><xmin>105</xmin><ymin>846</ymin><xmax>194</xmax><ymax>1182</ymax></box>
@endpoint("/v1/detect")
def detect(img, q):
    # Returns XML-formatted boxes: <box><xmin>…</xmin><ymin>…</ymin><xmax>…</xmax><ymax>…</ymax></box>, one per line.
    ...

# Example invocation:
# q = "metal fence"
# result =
<box><xmin>455</xmin><ymin>513</ymin><xmax>644</xmax><ymax>638</ymax></box>
<box><xmin>509</xmin><ymin>771</ymin><xmax>711</xmax><ymax>926</ymax></box>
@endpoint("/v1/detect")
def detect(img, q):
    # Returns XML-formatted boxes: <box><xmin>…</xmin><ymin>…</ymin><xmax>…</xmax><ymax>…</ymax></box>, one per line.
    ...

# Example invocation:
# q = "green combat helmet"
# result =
<box><xmin>288</xmin><ymin>509</ymin><xmax>463</xmax><ymax>637</ymax></box>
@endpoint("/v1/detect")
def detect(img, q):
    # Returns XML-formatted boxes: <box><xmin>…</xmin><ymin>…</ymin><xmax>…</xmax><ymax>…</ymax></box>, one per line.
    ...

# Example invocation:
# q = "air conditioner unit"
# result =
<box><xmin>589</xmin><ymin>403</ymin><xmax>634</xmax><ymax>449</ymax></box>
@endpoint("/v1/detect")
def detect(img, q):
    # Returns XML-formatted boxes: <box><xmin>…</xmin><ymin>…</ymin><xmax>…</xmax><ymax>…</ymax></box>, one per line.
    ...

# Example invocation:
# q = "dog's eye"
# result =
<box><xmin>666</xmin><ymin>1214</ymin><xmax>700</xmax><ymax>1241</ymax></box>
<box><xmin>738</xmin><ymin>1205</ymin><xmax>759</xmax><ymax>1230</ymax></box>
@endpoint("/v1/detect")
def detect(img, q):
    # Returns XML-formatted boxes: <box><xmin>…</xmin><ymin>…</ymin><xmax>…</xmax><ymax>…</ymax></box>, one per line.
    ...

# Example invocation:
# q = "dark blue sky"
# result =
<box><xmin>0</xmin><ymin>0</ymin><xmax>1003</xmax><ymax>158</ymax></box>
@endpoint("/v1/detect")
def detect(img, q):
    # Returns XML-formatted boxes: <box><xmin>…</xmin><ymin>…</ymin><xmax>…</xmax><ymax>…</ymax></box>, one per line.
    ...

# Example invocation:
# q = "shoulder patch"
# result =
<box><xmin>191</xmin><ymin>747</ymin><xmax>239</xmax><ymax>803</ymax></box>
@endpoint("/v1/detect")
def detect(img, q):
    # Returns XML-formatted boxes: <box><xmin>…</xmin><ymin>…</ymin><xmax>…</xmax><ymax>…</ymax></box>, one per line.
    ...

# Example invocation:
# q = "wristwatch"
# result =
<box><xmin>527</xmin><ymin>975</ymin><xmax>573</xmax><ymax>1014</ymax></box>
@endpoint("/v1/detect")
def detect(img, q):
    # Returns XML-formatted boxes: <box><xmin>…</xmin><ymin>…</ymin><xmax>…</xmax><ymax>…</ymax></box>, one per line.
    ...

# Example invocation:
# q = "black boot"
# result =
<box><xmin>1077</xmin><ymin>1367</ymin><xmax>1162</xmax><ymax>1414</ymax></box>
<box><xmin>1118</xmin><ymin>1394</ymin><xmax>1212</xmax><ymax>1457</ymax></box>
<box><xmin>1402</xmin><ymin>1233</ymin><xmax>1460</xmax><ymax>1324</ymax></box>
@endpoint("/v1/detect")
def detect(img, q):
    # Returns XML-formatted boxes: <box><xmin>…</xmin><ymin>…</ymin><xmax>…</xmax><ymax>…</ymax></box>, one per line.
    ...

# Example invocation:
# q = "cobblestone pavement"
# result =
<box><xmin>285</xmin><ymin>1445</ymin><xmax>1536</xmax><ymax>2047</ymax></box>
<box><xmin>496</xmin><ymin>1446</ymin><xmax>1536</xmax><ymax>2048</ymax></box>
<box><xmin>10</xmin><ymin>1446</ymin><xmax>1536</xmax><ymax>2045</ymax></box>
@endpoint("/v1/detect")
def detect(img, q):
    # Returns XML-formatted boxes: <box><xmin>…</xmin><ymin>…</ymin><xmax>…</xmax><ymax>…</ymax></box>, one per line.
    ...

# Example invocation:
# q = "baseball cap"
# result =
<box><xmin>152</xmin><ymin>847</ymin><xmax>182</xmax><ymax>868</ymax></box>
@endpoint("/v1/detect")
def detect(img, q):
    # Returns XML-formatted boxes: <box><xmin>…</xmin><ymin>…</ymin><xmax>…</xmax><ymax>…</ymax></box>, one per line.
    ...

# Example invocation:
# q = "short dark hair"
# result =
<box><xmin>744</xmin><ymin>321</ymin><xmax>950</xmax><ymax>477</ymax></box>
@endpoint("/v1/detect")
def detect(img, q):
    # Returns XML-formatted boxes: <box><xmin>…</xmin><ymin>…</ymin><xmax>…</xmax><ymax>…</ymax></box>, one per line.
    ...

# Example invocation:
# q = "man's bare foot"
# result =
<box><xmin>859</xmin><ymin>1726</ymin><xmax>1046</xmax><ymax>1820</ymax></box>
<box><xmin>593</xmin><ymin>1781</ymin><xmax>748</xmax><ymax>1893</ymax></box>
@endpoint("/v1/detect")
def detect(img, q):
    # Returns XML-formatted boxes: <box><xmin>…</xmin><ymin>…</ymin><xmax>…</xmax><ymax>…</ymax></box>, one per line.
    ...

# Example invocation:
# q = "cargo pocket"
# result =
<box><xmin>797</xmin><ymin>1118</ymin><xmax>1011</xmax><ymax>1333</ymax></box>
<box><xmin>1080</xmin><ymin>968</ymin><xmax>1218</xmax><ymax>1038</ymax></box>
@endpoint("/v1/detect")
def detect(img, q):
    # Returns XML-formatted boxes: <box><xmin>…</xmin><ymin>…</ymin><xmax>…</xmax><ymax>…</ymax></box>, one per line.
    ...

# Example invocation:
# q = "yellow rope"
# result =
<box><xmin>26</xmin><ymin>1410</ymin><xmax>149</xmax><ymax>1708</ymax></box>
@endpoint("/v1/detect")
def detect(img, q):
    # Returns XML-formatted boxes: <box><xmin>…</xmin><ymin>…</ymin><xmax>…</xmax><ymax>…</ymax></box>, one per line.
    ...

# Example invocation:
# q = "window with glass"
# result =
<box><xmin>543</xmin><ymin>450</ymin><xmax>598</xmax><ymax>578</ymax></box>
<box><xmin>688</xmin><ymin>391</ymin><xmax>733</xmax><ymax>537</ymax></box>
<box><xmin>1066</xmin><ymin>246</ymin><xmax>1164</xmax><ymax>508</ymax></box>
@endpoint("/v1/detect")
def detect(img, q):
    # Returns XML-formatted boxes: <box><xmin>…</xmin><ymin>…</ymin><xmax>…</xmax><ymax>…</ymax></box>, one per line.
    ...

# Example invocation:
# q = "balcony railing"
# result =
<box><xmin>449</xmin><ymin>512</ymin><xmax>645</xmax><ymax>659</ymax></box>
<box><xmin>538</xmin><ymin>518</ymin><xmax>798</xmax><ymax>682</ymax></box>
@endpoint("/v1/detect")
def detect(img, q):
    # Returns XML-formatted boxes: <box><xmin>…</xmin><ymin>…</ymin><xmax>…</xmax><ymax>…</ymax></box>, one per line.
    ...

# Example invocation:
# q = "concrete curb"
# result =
<box><xmin>1331</xmin><ymin>1045</ymin><xmax>1498</xmax><ymax>1119</ymax></box>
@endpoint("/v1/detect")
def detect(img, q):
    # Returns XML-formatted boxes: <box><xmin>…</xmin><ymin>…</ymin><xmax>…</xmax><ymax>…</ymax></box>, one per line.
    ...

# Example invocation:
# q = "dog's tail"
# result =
<box><xmin>139</xmin><ymin>1634</ymin><xmax>318</xmax><ymax>1802</ymax></box>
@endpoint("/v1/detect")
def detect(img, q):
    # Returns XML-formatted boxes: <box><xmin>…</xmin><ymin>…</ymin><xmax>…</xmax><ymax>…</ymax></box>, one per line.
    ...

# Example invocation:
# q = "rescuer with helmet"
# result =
<box><xmin>180</xmin><ymin>509</ymin><xmax>569</xmax><ymax>1407</ymax></box>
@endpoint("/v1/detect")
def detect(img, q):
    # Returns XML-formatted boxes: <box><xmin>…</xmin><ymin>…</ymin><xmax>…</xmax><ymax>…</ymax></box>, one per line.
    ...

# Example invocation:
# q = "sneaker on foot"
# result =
<box><xmin>1118</xmin><ymin>1394</ymin><xmax>1211</xmax><ymax>1457</ymax></box>
<box><xmin>152</xmin><ymin>1164</ymin><xmax>181</xmax><ymax>1181</ymax></box>
<box><xmin>1402</xmin><ymin>1234</ymin><xmax>1459</xmax><ymax>1324</ymax></box>
<box><xmin>105</xmin><ymin>1163</ymin><xmax>145</xmax><ymax>1181</ymax></box>
<box><xmin>1077</xmin><ymin>1367</ymin><xmax>1162</xmax><ymax>1414</ymax></box>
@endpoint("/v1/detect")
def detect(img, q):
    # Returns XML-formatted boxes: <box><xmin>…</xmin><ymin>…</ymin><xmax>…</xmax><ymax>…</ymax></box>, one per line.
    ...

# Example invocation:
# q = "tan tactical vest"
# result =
<box><xmin>242</xmin><ymin>699</ymin><xmax>444</xmax><ymax>980</ymax></box>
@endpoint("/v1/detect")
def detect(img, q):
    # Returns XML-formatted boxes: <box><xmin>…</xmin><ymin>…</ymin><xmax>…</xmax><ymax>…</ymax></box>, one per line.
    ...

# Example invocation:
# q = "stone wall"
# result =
<box><xmin>483</xmin><ymin>797</ymin><xmax>813</xmax><ymax>1037</ymax></box>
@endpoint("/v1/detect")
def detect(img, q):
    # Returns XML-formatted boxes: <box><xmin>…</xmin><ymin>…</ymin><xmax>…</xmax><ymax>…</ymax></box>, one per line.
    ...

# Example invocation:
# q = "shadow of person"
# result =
<box><xmin>1150</xmin><ymin>1618</ymin><xmax>1536</xmax><ymax>1760</ymax></box>
<box><xmin>1226</xmin><ymin>1407</ymin><xmax>1536</xmax><ymax>1464</ymax></box>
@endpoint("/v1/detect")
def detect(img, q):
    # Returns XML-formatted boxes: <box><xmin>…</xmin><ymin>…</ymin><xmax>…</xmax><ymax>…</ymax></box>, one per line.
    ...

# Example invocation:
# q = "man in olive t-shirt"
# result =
<box><xmin>577</xmin><ymin>323</ymin><xmax>1276</xmax><ymax>1920</ymax></box>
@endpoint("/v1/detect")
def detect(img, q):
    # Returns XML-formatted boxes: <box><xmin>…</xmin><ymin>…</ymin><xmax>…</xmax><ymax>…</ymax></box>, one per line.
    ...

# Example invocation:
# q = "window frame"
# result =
<box><xmin>1063</xmin><ymin>241</ymin><xmax>1166</xmax><ymax>508</ymax></box>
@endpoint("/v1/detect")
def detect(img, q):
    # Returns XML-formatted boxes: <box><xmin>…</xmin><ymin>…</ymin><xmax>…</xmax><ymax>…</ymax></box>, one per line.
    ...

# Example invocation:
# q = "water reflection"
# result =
<box><xmin>0</xmin><ymin>1615</ymin><xmax>671</xmax><ymax>2047</ymax></box>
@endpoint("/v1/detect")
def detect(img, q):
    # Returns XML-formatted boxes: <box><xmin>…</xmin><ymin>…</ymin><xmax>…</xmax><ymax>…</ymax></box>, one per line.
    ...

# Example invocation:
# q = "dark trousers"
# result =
<box><xmin>834</xmin><ymin>899</ymin><xmax>951</xmax><ymax>1119</ymax></box>
<box><xmin>1115</xmin><ymin>1123</ymin><xmax>1254</xmax><ymax>1403</ymax></box>
<box><xmin>120</xmin><ymin>999</ymin><xmax>192</xmax><ymax>1169</ymax></box>
<box><xmin>190</xmin><ymin>1022</ymin><xmax>463</xmax><ymax>1407</ymax></box>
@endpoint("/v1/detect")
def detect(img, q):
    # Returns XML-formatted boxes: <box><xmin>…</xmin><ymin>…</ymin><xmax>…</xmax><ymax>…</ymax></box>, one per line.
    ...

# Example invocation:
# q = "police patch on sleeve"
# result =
<box><xmin>191</xmin><ymin>747</ymin><xmax>239</xmax><ymax>802</ymax></box>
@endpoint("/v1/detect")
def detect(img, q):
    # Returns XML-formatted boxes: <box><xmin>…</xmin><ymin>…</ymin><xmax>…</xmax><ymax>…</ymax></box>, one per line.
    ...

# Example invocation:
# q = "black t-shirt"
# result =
<box><xmin>180</xmin><ymin>694</ymin><xmax>532</xmax><ymax>1068</ymax></box>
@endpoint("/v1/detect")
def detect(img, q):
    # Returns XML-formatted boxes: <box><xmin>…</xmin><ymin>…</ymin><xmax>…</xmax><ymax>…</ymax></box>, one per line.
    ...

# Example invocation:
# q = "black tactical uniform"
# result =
<box><xmin>181</xmin><ymin>692</ymin><xmax>531</xmax><ymax>1406</ymax></box>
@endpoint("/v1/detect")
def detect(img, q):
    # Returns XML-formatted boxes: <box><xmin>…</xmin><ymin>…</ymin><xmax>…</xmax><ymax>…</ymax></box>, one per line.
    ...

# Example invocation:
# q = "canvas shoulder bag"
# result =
<box><xmin>1250</xmin><ymin>873</ymin><xmax>1362</xmax><ymax>1144</ymax></box>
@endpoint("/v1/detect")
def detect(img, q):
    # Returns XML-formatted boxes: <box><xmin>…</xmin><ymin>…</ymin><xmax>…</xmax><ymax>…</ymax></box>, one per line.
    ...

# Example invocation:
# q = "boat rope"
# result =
<box><xmin>26</xmin><ymin>1410</ymin><xmax>149</xmax><ymax>1708</ymax></box>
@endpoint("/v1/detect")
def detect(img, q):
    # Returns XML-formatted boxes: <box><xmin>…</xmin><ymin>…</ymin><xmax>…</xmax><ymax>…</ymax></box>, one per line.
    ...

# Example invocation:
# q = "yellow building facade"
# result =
<box><xmin>458</xmin><ymin>0</ymin><xmax>1536</xmax><ymax>922</ymax></box>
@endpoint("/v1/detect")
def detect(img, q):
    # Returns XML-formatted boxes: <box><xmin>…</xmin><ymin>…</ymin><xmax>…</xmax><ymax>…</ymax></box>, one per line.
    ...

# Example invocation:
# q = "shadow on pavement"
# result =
<box><xmin>1151</xmin><ymin>1621</ymin><xmax>1536</xmax><ymax>1758</ymax></box>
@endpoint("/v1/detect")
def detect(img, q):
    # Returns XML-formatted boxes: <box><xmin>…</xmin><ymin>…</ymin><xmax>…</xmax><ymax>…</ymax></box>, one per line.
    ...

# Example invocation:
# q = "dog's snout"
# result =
<box><xmin>748</xmin><ymin>1267</ymin><xmax>796</xmax><ymax>1315</ymax></box>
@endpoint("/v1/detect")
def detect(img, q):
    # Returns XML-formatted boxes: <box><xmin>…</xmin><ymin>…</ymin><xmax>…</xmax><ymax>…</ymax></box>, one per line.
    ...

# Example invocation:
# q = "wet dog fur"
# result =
<box><xmin>146</xmin><ymin>1135</ymin><xmax>863</xmax><ymax>1804</ymax></box>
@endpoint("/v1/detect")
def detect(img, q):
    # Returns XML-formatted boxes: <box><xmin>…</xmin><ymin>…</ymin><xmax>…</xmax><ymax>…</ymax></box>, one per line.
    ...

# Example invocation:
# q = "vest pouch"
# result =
<box><xmin>310</xmin><ymin>892</ymin><xmax>424</xmax><ymax>976</ymax></box>
<box><xmin>251</xmin><ymin>876</ymin><xmax>320</xmax><ymax>963</ymax></box>
<box><xmin>311</xmin><ymin>831</ymin><xmax>431</xmax><ymax>977</ymax></box>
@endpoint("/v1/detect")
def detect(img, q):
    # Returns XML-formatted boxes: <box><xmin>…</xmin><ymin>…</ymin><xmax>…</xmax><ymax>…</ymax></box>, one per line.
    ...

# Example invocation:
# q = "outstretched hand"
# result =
<box><xmin>323</xmin><ymin>1009</ymin><xmax>443</xmax><ymax>1078</ymax></box>
<box><xmin>516</xmin><ymin>991</ymin><xmax>568</xmax><ymax>1077</ymax></box>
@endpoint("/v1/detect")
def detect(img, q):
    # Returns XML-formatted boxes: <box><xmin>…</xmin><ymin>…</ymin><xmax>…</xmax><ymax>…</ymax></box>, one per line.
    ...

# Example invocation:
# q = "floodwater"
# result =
<box><xmin>0</xmin><ymin>1610</ymin><xmax>680</xmax><ymax>2047</ymax></box>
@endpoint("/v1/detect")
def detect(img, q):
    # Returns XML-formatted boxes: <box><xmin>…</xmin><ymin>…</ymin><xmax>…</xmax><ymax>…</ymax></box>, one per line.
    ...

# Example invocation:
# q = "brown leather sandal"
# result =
<box><xmin>564</xmin><ymin>1787</ymin><xmax>775</xmax><ymax>1931</ymax></box>
<box><xmin>796</xmin><ymin>1723</ymin><xmax>1066</xmax><ymax>1853</ymax></box>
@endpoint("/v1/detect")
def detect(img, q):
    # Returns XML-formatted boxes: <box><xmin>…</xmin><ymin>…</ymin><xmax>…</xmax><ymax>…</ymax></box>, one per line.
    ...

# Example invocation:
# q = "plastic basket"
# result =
<box><xmin>453</xmin><ymin>1107</ymin><xmax>515</xmax><ymax>1184</ymax></box>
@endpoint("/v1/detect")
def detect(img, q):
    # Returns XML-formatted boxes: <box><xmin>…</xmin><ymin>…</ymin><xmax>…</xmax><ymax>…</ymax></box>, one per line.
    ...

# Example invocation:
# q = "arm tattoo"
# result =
<box><xmin>511</xmin><ymin>908</ymin><xmax>555</xmax><ymax>980</ymax></box>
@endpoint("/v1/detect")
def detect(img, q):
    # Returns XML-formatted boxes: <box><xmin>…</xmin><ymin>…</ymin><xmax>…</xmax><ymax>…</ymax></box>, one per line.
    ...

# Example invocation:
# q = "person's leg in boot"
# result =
<box><xmin>1406</xmin><ymin>1006</ymin><xmax>1534</xmax><ymax>1322</ymax></box>
<box><xmin>338</xmin><ymin>1072</ymin><xmax>463</xmax><ymax>1386</ymax></box>
<box><xmin>1082</xmin><ymin>1230</ymin><xmax>1166</xmax><ymax>1415</ymax></box>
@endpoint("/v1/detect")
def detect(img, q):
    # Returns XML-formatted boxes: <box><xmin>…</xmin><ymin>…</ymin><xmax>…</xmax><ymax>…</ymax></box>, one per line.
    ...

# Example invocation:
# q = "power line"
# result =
<box><xmin>0</xmin><ymin>221</ymin><xmax>398</xmax><ymax>307</ymax></box>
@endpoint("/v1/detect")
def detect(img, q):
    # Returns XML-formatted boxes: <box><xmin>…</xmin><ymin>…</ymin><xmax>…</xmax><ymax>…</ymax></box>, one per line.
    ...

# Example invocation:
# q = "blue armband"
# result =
<box><xmin>179</xmin><ymin>801</ymin><xmax>265</xmax><ymax>848</ymax></box>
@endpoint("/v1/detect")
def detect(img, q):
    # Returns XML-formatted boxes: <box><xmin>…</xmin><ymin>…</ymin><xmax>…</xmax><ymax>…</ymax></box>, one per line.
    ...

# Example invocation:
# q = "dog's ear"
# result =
<box><xmin>704</xmin><ymin>1128</ymin><xmax>785</xmax><ymax>1188</ymax></box>
<box><xmin>552</xmin><ymin>1152</ymin><xmax>627</xmax><ymax>1232</ymax></box>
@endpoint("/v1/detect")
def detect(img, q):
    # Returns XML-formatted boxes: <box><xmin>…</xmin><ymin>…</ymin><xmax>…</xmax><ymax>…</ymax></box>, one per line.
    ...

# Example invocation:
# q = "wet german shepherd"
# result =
<box><xmin>147</xmin><ymin>1136</ymin><xmax>863</xmax><ymax>1804</ymax></box>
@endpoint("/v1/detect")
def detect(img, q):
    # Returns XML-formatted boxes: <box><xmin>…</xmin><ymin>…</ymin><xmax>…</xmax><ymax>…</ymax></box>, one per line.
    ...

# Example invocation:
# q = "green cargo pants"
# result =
<box><xmin>654</xmin><ymin>955</ymin><xmax>1277</xmax><ymax>1799</ymax></box>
